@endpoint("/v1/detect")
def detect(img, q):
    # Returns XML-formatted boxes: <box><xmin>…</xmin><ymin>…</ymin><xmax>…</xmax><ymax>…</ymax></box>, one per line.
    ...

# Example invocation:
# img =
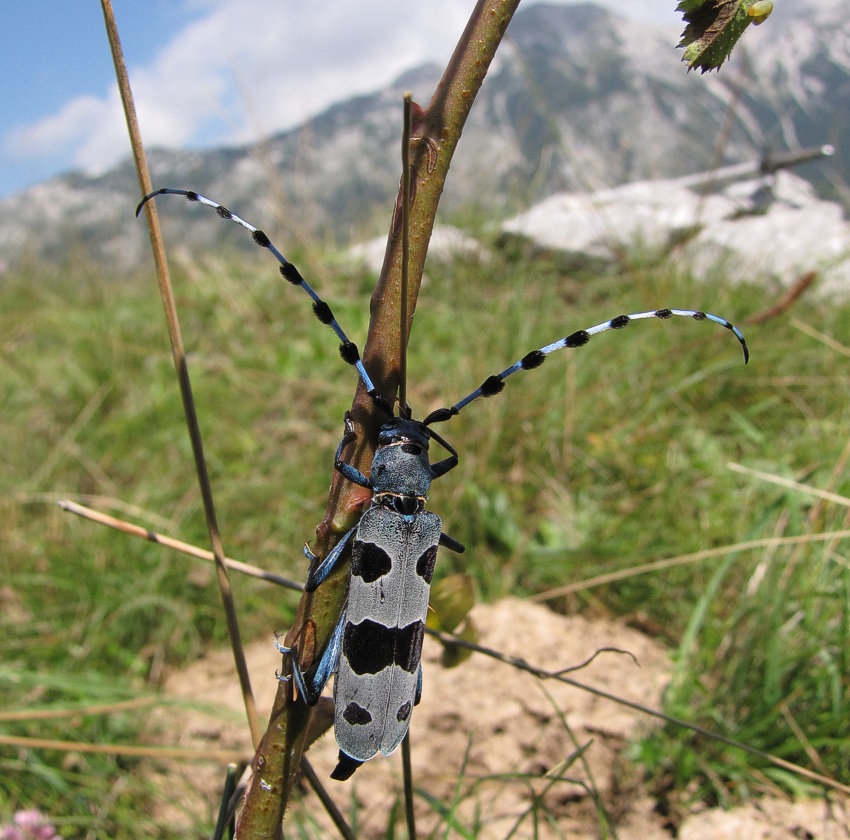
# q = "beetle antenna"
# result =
<box><xmin>423</xmin><ymin>308</ymin><xmax>749</xmax><ymax>426</ymax></box>
<box><xmin>135</xmin><ymin>188</ymin><xmax>393</xmax><ymax>417</ymax></box>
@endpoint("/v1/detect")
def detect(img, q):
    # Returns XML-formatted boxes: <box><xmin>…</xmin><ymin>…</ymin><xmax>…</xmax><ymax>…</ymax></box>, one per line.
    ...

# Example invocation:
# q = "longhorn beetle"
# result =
<box><xmin>137</xmin><ymin>188</ymin><xmax>749</xmax><ymax>780</ymax></box>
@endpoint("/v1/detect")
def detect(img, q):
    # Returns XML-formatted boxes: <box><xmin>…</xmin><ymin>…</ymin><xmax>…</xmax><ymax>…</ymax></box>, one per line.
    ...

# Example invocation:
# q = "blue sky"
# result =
<box><xmin>1</xmin><ymin>1</ymin><xmax>679</xmax><ymax>198</ymax></box>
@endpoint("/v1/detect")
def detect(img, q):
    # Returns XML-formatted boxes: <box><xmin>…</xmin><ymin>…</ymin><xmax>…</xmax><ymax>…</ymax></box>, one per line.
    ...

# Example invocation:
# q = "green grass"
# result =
<box><xmin>2</xmin><ymin>236</ymin><xmax>849</xmax><ymax>835</ymax></box>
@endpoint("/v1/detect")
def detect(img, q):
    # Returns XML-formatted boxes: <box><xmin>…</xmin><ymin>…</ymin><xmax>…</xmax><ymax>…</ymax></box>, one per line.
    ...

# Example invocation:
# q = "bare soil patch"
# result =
<box><xmin>152</xmin><ymin>598</ymin><xmax>846</xmax><ymax>838</ymax></box>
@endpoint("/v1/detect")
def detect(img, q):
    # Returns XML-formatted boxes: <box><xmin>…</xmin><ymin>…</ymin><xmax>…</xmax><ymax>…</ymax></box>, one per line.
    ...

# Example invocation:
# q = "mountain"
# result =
<box><xmin>0</xmin><ymin>0</ymin><xmax>847</xmax><ymax>271</ymax></box>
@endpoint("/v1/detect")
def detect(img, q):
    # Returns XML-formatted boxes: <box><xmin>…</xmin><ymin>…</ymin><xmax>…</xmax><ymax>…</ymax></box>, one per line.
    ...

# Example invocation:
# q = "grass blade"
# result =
<box><xmin>99</xmin><ymin>0</ymin><xmax>260</xmax><ymax>746</ymax></box>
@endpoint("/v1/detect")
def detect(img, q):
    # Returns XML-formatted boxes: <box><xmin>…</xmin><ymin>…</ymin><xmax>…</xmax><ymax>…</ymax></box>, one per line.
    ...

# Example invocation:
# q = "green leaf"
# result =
<box><xmin>427</xmin><ymin>573</ymin><xmax>476</xmax><ymax>634</ymax></box>
<box><xmin>439</xmin><ymin>618</ymin><xmax>479</xmax><ymax>669</ymax></box>
<box><xmin>677</xmin><ymin>0</ymin><xmax>772</xmax><ymax>73</ymax></box>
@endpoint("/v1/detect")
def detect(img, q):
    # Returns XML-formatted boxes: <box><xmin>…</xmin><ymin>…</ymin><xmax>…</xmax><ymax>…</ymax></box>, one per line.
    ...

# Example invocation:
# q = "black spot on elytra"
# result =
<box><xmin>351</xmin><ymin>542</ymin><xmax>392</xmax><ymax>583</ymax></box>
<box><xmin>416</xmin><ymin>545</ymin><xmax>437</xmax><ymax>583</ymax></box>
<box><xmin>342</xmin><ymin>702</ymin><xmax>373</xmax><ymax>726</ymax></box>
<box><xmin>343</xmin><ymin>619</ymin><xmax>425</xmax><ymax>675</ymax></box>
<box><xmin>396</xmin><ymin>701</ymin><xmax>412</xmax><ymax>722</ymax></box>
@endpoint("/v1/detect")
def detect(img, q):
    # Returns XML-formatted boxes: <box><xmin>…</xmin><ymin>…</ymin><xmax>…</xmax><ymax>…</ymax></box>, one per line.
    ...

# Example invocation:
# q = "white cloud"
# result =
<box><xmin>5</xmin><ymin>0</ymin><xmax>679</xmax><ymax>177</ymax></box>
<box><xmin>7</xmin><ymin>94</ymin><xmax>115</xmax><ymax>158</ymax></box>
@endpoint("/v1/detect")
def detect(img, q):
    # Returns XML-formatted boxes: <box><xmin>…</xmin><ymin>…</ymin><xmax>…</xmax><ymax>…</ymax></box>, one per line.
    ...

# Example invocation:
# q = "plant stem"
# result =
<box><xmin>236</xmin><ymin>2</ymin><xmax>521</xmax><ymax>835</ymax></box>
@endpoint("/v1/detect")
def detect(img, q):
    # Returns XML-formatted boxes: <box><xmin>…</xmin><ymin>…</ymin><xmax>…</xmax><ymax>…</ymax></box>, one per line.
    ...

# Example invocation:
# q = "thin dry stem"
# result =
<box><xmin>792</xmin><ymin>317</ymin><xmax>850</xmax><ymax>358</ymax></box>
<box><xmin>401</xmin><ymin>732</ymin><xmax>416</xmax><ymax>839</ymax></box>
<box><xmin>398</xmin><ymin>92</ymin><xmax>413</xmax><ymax>415</ymax></box>
<box><xmin>531</xmin><ymin>528</ymin><xmax>850</xmax><ymax>601</ymax></box>
<box><xmin>299</xmin><ymin>759</ymin><xmax>356</xmax><ymax>840</ymax></box>
<box><xmin>0</xmin><ymin>697</ymin><xmax>156</xmax><ymax>723</ymax></box>
<box><xmin>99</xmin><ymin>0</ymin><xmax>260</xmax><ymax>747</ymax></box>
<box><xmin>727</xmin><ymin>462</ymin><xmax>850</xmax><ymax>508</ymax></box>
<box><xmin>0</xmin><ymin>733</ymin><xmax>245</xmax><ymax>764</ymax></box>
<box><xmin>58</xmin><ymin>499</ymin><xmax>304</xmax><ymax>591</ymax></box>
<box><xmin>424</xmin><ymin>627</ymin><xmax>850</xmax><ymax>798</ymax></box>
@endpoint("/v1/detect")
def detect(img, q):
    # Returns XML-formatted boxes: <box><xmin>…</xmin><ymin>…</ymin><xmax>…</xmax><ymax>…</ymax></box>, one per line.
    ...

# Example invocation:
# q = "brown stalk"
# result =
<box><xmin>746</xmin><ymin>270</ymin><xmax>817</xmax><ymax>325</ymax></box>
<box><xmin>398</xmin><ymin>92</ymin><xmax>413</xmax><ymax>416</ymax></box>
<box><xmin>57</xmin><ymin>499</ymin><xmax>304</xmax><ymax>592</ymax></box>
<box><xmin>0</xmin><ymin>732</ymin><xmax>245</xmax><ymax>764</ymax></box>
<box><xmin>99</xmin><ymin>0</ymin><xmax>261</xmax><ymax>747</ymax></box>
<box><xmin>0</xmin><ymin>697</ymin><xmax>156</xmax><ymax>723</ymax></box>
<box><xmin>238</xmin><ymin>1</ymin><xmax>522</xmax><ymax>834</ymax></box>
<box><xmin>531</xmin><ymin>528</ymin><xmax>850</xmax><ymax>601</ymax></box>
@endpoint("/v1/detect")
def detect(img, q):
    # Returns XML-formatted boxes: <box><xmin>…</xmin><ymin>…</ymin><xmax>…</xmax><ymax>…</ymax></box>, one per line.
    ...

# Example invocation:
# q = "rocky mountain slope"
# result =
<box><xmin>0</xmin><ymin>0</ymin><xmax>846</xmax><ymax>271</ymax></box>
